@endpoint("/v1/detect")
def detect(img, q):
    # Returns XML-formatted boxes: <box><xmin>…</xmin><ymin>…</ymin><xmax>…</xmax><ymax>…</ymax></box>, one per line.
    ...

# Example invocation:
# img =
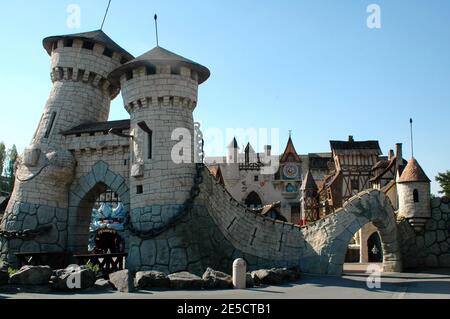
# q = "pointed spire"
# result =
<box><xmin>100</xmin><ymin>0</ymin><xmax>112</xmax><ymax>30</ymax></box>
<box><xmin>154</xmin><ymin>14</ymin><xmax>159</xmax><ymax>47</ymax></box>
<box><xmin>280</xmin><ymin>133</ymin><xmax>300</xmax><ymax>162</ymax></box>
<box><xmin>301</xmin><ymin>170</ymin><xmax>318</xmax><ymax>190</ymax></box>
<box><xmin>227</xmin><ymin>137</ymin><xmax>239</xmax><ymax>149</ymax></box>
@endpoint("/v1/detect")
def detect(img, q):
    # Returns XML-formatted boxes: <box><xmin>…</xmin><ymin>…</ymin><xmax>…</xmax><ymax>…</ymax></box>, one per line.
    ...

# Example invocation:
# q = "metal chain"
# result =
<box><xmin>126</xmin><ymin>163</ymin><xmax>205</xmax><ymax>239</ymax></box>
<box><xmin>0</xmin><ymin>225</ymin><xmax>52</xmax><ymax>240</ymax></box>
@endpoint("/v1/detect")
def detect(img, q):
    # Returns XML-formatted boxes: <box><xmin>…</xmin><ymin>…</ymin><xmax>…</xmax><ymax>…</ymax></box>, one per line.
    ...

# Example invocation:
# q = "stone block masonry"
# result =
<box><xmin>399</xmin><ymin>197</ymin><xmax>450</xmax><ymax>268</ymax></box>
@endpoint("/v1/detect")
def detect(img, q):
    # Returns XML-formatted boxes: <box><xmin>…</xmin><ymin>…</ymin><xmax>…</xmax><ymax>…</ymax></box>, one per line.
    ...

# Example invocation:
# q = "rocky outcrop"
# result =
<box><xmin>202</xmin><ymin>268</ymin><xmax>232</xmax><ymax>289</ymax></box>
<box><xmin>135</xmin><ymin>271</ymin><xmax>170</xmax><ymax>289</ymax></box>
<box><xmin>51</xmin><ymin>265</ymin><xmax>96</xmax><ymax>290</ymax></box>
<box><xmin>168</xmin><ymin>272</ymin><xmax>204</xmax><ymax>290</ymax></box>
<box><xmin>251</xmin><ymin>267</ymin><xmax>301</xmax><ymax>285</ymax></box>
<box><xmin>109</xmin><ymin>269</ymin><xmax>133</xmax><ymax>293</ymax></box>
<box><xmin>9</xmin><ymin>265</ymin><xmax>52</xmax><ymax>285</ymax></box>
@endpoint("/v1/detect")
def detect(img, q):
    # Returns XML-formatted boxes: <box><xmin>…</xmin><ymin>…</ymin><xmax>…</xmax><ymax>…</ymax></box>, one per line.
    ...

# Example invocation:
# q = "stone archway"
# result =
<box><xmin>67</xmin><ymin>161</ymin><xmax>129</xmax><ymax>253</ymax></box>
<box><xmin>316</xmin><ymin>190</ymin><xmax>402</xmax><ymax>275</ymax></box>
<box><xmin>245</xmin><ymin>191</ymin><xmax>262</xmax><ymax>208</ymax></box>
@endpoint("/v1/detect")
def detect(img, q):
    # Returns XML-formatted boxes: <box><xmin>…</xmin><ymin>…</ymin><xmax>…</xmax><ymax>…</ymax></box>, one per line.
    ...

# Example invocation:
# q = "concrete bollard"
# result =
<box><xmin>232</xmin><ymin>258</ymin><xmax>246</xmax><ymax>289</ymax></box>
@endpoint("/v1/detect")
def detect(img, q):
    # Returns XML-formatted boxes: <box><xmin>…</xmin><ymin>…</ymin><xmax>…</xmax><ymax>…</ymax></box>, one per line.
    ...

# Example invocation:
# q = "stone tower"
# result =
<box><xmin>227</xmin><ymin>137</ymin><xmax>239</xmax><ymax>164</ymax></box>
<box><xmin>108</xmin><ymin>46</ymin><xmax>210</xmax><ymax>270</ymax></box>
<box><xmin>397</xmin><ymin>157</ymin><xmax>431</xmax><ymax>231</ymax></box>
<box><xmin>0</xmin><ymin>30</ymin><xmax>133</xmax><ymax>262</ymax></box>
<box><xmin>300</xmin><ymin>170</ymin><xmax>318</xmax><ymax>224</ymax></box>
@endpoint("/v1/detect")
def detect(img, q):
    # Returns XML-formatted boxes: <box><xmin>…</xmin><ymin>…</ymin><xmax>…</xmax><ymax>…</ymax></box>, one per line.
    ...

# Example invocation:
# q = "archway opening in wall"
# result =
<box><xmin>71</xmin><ymin>182</ymin><xmax>127</xmax><ymax>255</ymax></box>
<box><xmin>342</xmin><ymin>221</ymin><xmax>389</xmax><ymax>274</ymax></box>
<box><xmin>367</xmin><ymin>232</ymin><xmax>383</xmax><ymax>262</ymax></box>
<box><xmin>245</xmin><ymin>191</ymin><xmax>263</xmax><ymax>209</ymax></box>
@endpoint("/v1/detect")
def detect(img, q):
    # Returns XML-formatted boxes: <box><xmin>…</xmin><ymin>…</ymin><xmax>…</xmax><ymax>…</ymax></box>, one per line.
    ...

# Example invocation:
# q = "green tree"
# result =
<box><xmin>436</xmin><ymin>170</ymin><xmax>450</xmax><ymax>197</ymax></box>
<box><xmin>0</xmin><ymin>142</ymin><xmax>5</xmax><ymax>176</ymax></box>
<box><xmin>5</xmin><ymin>145</ymin><xmax>18</xmax><ymax>193</ymax></box>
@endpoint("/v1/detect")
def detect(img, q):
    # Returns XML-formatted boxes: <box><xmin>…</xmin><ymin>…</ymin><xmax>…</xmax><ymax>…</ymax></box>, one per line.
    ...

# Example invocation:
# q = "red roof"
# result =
<box><xmin>398</xmin><ymin>158</ymin><xmax>430</xmax><ymax>183</ymax></box>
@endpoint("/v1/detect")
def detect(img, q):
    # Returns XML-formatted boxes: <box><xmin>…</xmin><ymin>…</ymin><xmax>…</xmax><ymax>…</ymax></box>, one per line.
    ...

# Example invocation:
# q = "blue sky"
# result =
<box><xmin>0</xmin><ymin>0</ymin><xmax>449</xmax><ymax>194</ymax></box>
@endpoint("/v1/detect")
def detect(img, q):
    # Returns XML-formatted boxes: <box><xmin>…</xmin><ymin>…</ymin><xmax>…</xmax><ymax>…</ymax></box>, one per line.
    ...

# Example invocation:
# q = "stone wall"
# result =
<box><xmin>399</xmin><ymin>197</ymin><xmax>450</xmax><ymax>268</ymax></box>
<box><xmin>126</xmin><ymin>169</ymin><xmax>401</xmax><ymax>276</ymax></box>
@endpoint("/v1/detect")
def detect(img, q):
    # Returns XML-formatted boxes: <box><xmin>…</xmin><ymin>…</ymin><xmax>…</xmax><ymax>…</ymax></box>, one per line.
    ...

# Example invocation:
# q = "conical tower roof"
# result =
<box><xmin>227</xmin><ymin>137</ymin><xmax>239</xmax><ymax>149</ymax></box>
<box><xmin>301</xmin><ymin>170</ymin><xmax>318</xmax><ymax>190</ymax></box>
<box><xmin>398</xmin><ymin>157</ymin><xmax>430</xmax><ymax>183</ymax></box>
<box><xmin>43</xmin><ymin>29</ymin><xmax>134</xmax><ymax>61</ymax></box>
<box><xmin>108</xmin><ymin>46</ymin><xmax>210</xmax><ymax>85</ymax></box>
<box><xmin>280</xmin><ymin>136</ymin><xmax>301</xmax><ymax>162</ymax></box>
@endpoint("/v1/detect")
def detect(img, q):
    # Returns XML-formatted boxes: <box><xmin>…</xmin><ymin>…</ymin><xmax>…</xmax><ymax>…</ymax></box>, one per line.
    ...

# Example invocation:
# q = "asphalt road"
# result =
<box><xmin>0</xmin><ymin>268</ymin><xmax>449</xmax><ymax>299</ymax></box>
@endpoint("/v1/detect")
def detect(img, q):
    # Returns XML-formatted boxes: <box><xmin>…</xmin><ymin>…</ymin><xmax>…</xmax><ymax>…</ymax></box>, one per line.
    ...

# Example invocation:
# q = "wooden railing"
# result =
<box><xmin>15</xmin><ymin>252</ymin><xmax>71</xmax><ymax>269</ymax></box>
<box><xmin>73</xmin><ymin>253</ymin><xmax>128</xmax><ymax>278</ymax></box>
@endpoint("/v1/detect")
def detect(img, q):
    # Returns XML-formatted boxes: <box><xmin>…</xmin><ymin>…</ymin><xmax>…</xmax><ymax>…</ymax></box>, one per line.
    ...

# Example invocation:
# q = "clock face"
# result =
<box><xmin>283</xmin><ymin>164</ymin><xmax>298</xmax><ymax>179</ymax></box>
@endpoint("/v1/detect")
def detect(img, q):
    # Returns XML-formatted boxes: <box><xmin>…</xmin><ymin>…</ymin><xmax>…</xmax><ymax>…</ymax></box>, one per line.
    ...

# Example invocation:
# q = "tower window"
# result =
<box><xmin>44</xmin><ymin>112</ymin><xmax>57</xmax><ymax>138</ymax></box>
<box><xmin>146</xmin><ymin>66</ymin><xmax>156</xmax><ymax>75</ymax></box>
<box><xmin>103</xmin><ymin>47</ymin><xmax>114</xmax><ymax>58</ymax></box>
<box><xmin>413</xmin><ymin>189</ymin><xmax>419</xmax><ymax>203</ymax></box>
<box><xmin>254</xmin><ymin>175</ymin><xmax>259</xmax><ymax>182</ymax></box>
<box><xmin>136</xmin><ymin>185</ymin><xmax>143</xmax><ymax>194</ymax></box>
<box><xmin>82</xmin><ymin>41</ymin><xmax>94</xmax><ymax>50</ymax></box>
<box><xmin>63</xmin><ymin>39</ymin><xmax>73</xmax><ymax>47</ymax></box>
<box><xmin>147</xmin><ymin>130</ymin><xmax>153</xmax><ymax>159</ymax></box>
<box><xmin>125</xmin><ymin>71</ymin><xmax>133</xmax><ymax>81</ymax></box>
<box><xmin>351</xmin><ymin>179</ymin><xmax>359</xmax><ymax>191</ymax></box>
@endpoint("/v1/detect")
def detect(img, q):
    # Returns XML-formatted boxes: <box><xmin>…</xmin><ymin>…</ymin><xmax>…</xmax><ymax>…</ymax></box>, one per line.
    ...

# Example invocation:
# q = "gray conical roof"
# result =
<box><xmin>227</xmin><ymin>137</ymin><xmax>239</xmax><ymax>149</ymax></box>
<box><xmin>108</xmin><ymin>46</ymin><xmax>210</xmax><ymax>86</ymax></box>
<box><xmin>43</xmin><ymin>29</ymin><xmax>134</xmax><ymax>61</ymax></box>
<box><xmin>301</xmin><ymin>170</ymin><xmax>318</xmax><ymax>190</ymax></box>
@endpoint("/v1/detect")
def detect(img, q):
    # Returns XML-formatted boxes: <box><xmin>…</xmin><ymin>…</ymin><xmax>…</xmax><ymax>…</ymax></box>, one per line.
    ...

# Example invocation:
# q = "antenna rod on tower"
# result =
<box><xmin>410</xmin><ymin>118</ymin><xmax>414</xmax><ymax>158</ymax></box>
<box><xmin>154</xmin><ymin>14</ymin><xmax>159</xmax><ymax>46</ymax></box>
<box><xmin>100</xmin><ymin>0</ymin><xmax>112</xmax><ymax>30</ymax></box>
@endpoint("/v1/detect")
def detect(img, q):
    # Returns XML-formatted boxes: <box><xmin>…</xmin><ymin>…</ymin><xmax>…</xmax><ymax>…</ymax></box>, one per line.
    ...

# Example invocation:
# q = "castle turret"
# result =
<box><xmin>397</xmin><ymin>157</ymin><xmax>431</xmax><ymax>231</ymax></box>
<box><xmin>1</xmin><ymin>30</ymin><xmax>132</xmax><ymax>262</ymax></box>
<box><xmin>227</xmin><ymin>137</ymin><xmax>239</xmax><ymax>163</ymax></box>
<box><xmin>300</xmin><ymin>170</ymin><xmax>318</xmax><ymax>225</ymax></box>
<box><xmin>36</xmin><ymin>30</ymin><xmax>134</xmax><ymax>147</ymax></box>
<box><xmin>108</xmin><ymin>46</ymin><xmax>209</xmax><ymax>270</ymax></box>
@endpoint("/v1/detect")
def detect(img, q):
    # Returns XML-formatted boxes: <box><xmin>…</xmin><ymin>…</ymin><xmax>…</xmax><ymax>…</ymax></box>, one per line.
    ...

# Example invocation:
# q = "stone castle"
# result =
<box><xmin>0</xmin><ymin>29</ymin><xmax>449</xmax><ymax>275</ymax></box>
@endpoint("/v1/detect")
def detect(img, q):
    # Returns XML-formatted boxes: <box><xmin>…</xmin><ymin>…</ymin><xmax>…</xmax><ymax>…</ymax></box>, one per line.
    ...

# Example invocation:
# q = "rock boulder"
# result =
<box><xmin>202</xmin><ymin>268</ymin><xmax>232</xmax><ymax>289</ymax></box>
<box><xmin>51</xmin><ymin>265</ymin><xmax>96</xmax><ymax>290</ymax></box>
<box><xmin>168</xmin><ymin>272</ymin><xmax>204</xmax><ymax>290</ymax></box>
<box><xmin>9</xmin><ymin>265</ymin><xmax>52</xmax><ymax>285</ymax></box>
<box><xmin>135</xmin><ymin>271</ymin><xmax>170</xmax><ymax>289</ymax></box>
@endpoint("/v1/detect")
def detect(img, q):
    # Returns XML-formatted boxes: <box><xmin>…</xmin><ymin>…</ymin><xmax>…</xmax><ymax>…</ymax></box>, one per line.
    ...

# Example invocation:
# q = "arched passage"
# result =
<box><xmin>67</xmin><ymin>161</ymin><xmax>129</xmax><ymax>254</ymax></box>
<box><xmin>245</xmin><ymin>191</ymin><xmax>262</xmax><ymax>208</ymax></box>
<box><xmin>301</xmin><ymin>189</ymin><xmax>402</xmax><ymax>275</ymax></box>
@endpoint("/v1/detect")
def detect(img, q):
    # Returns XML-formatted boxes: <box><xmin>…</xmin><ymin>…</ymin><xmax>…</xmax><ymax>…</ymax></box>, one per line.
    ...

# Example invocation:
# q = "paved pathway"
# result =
<box><xmin>0</xmin><ymin>267</ymin><xmax>449</xmax><ymax>299</ymax></box>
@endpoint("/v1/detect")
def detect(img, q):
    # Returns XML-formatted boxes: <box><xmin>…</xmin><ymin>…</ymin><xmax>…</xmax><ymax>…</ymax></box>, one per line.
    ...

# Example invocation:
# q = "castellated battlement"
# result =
<box><xmin>51</xmin><ymin>38</ymin><xmax>125</xmax><ymax>79</ymax></box>
<box><xmin>50</xmin><ymin>66</ymin><xmax>119</xmax><ymax>99</ymax></box>
<box><xmin>119</xmin><ymin>66</ymin><xmax>199</xmax><ymax>113</ymax></box>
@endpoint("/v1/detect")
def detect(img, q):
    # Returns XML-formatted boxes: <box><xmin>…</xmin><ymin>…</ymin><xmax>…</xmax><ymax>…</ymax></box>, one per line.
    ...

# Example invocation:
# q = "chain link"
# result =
<box><xmin>126</xmin><ymin>163</ymin><xmax>205</xmax><ymax>239</ymax></box>
<box><xmin>0</xmin><ymin>225</ymin><xmax>53</xmax><ymax>240</ymax></box>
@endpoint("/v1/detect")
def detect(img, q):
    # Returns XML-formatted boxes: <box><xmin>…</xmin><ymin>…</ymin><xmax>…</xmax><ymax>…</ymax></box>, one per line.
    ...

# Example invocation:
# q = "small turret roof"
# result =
<box><xmin>301</xmin><ymin>170</ymin><xmax>318</xmax><ymax>190</ymax></box>
<box><xmin>108</xmin><ymin>46</ymin><xmax>210</xmax><ymax>85</ymax></box>
<box><xmin>398</xmin><ymin>157</ymin><xmax>430</xmax><ymax>183</ymax></box>
<box><xmin>227</xmin><ymin>137</ymin><xmax>239</xmax><ymax>149</ymax></box>
<box><xmin>43</xmin><ymin>29</ymin><xmax>134</xmax><ymax>61</ymax></box>
<box><xmin>280</xmin><ymin>136</ymin><xmax>301</xmax><ymax>162</ymax></box>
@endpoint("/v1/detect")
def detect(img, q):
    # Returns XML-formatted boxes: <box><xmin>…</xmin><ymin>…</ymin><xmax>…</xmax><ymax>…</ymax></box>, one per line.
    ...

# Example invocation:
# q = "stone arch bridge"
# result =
<box><xmin>1</xmin><ymin>162</ymin><xmax>402</xmax><ymax>276</ymax></box>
